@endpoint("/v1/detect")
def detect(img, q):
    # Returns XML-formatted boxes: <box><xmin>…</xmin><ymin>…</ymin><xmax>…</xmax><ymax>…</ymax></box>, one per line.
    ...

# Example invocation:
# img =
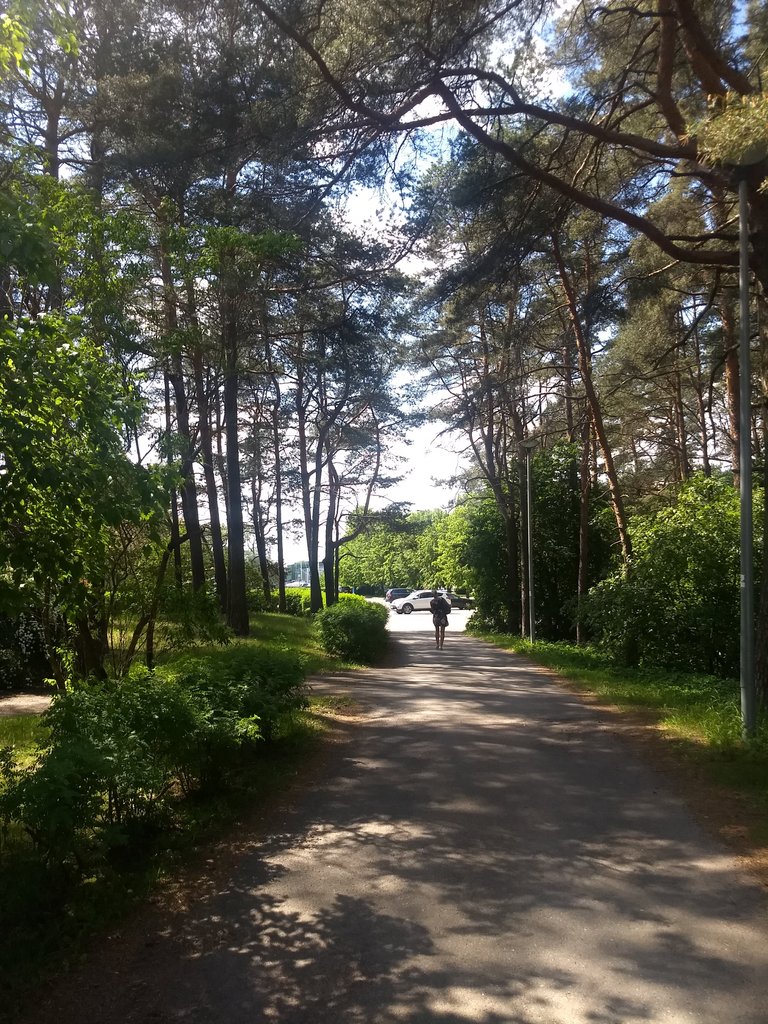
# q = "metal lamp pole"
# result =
<box><xmin>738</xmin><ymin>175</ymin><xmax>756</xmax><ymax>738</ymax></box>
<box><xmin>731</xmin><ymin>142</ymin><xmax>768</xmax><ymax>739</ymax></box>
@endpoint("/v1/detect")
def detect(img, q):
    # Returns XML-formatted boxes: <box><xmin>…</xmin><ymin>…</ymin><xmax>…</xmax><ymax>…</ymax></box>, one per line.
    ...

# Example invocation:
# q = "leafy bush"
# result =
<box><xmin>154</xmin><ymin>587</ymin><xmax>232</xmax><ymax>650</ymax></box>
<box><xmin>165</xmin><ymin>644</ymin><xmax>308</xmax><ymax>749</ymax></box>
<box><xmin>282</xmin><ymin>588</ymin><xmax>312</xmax><ymax>616</ymax></box>
<box><xmin>247</xmin><ymin>588</ymin><xmax>274</xmax><ymax>613</ymax></box>
<box><xmin>0</xmin><ymin>672</ymin><xmax>202</xmax><ymax>863</ymax></box>
<box><xmin>0</xmin><ymin>646</ymin><xmax>308</xmax><ymax>866</ymax></box>
<box><xmin>583</xmin><ymin>475</ymin><xmax>759</xmax><ymax>676</ymax></box>
<box><xmin>315</xmin><ymin>601</ymin><xmax>389</xmax><ymax>663</ymax></box>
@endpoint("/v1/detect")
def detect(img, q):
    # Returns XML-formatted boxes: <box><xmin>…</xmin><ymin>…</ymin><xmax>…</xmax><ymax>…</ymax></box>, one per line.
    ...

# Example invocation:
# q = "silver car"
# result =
<box><xmin>391</xmin><ymin>589</ymin><xmax>451</xmax><ymax>615</ymax></box>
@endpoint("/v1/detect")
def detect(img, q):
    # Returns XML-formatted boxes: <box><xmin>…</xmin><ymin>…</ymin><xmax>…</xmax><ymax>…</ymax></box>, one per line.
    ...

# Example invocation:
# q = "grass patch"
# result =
<box><xmin>472</xmin><ymin>631</ymin><xmax>768</xmax><ymax>838</ymax></box>
<box><xmin>0</xmin><ymin>716</ymin><xmax>48</xmax><ymax>766</ymax></box>
<box><xmin>153</xmin><ymin>610</ymin><xmax>359</xmax><ymax>677</ymax></box>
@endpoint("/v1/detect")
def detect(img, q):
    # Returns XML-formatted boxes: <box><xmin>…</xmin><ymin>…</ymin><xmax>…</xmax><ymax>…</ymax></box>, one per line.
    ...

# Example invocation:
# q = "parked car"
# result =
<box><xmin>385</xmin><ymin>587</ymin><xmax>410</xmax><ymax>603</ymax></box>
<box><xmin>391</xmin><ymin>589</ymin><xmax>449</xmax><ymax>614</ymax></box>
<box><xmin>442</xmin><ymin>592</ymin><xmax>474</xmax><ymax>610</ymax></box>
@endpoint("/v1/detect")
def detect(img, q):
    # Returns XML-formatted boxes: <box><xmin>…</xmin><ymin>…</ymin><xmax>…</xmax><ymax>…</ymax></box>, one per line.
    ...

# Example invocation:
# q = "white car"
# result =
<box><xmin>391</xmin><ymin>590</ymin><xmax>452</xmax><ymax>615</ymax></box>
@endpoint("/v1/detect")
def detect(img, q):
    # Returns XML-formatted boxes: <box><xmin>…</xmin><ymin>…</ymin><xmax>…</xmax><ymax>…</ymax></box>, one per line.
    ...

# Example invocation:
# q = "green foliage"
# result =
<box><xmin>164</xmin><ymin>643</ymin><xmax>308</xmax><ymax>747</ymax></box>
<box><xmin>0</xmin><ymin>612</ymin><xmax>49</xmax><ymax>690</ymax></box>
<box><xmin>153</xmin><ymin>587</ymin><xmax>231</xmax><ymax>651</ymax></box>
<box><xmin>247</xmin><ymin>587</ymin><xmax>274</xmax><ymax>613</ymax></box>
<box><xmin>0</xmin><ymin>12</ymin><xmax>28</xmax><ymax>72</ymax></box>
<box><xmin>198</xmin><ymin>227</ymin><xmax>302</xmax><ymax>281</ymax></box>
<box><xmin>0</xmin><ymin>173</ymin><xmax>59</xmax><ymax>283</ymax></box>
<box><xmin>315</xmin><ymin>600</ymin><xmax>389</xmax><ymax>663</ymax></box>
<box><xmin>0</xmin><ymin>646</ymin><xmax>308</xmax><ymax>866</ymax></box>
<box><xmin>440</xmin><ymin>495</ymin><xmax>510</xmax><ymax>629</ymax></box>
<box><xmin>583</xmin><ymin>475</ymin><xmax>757</xmax><ymax>676</ymax></box>
<box><xmin>529</xmin><ymin>444</ymin><xmax>613</xmax><ymax>639</ymax></box>
<box><xmin>0</xmin><ymin>316</ymin><xmax>164</xmax><ymax>618</ymax></box>
<box><xmin>282</xmin><ymin>588</ymin><xmax>313</xmax><ymax>616</ymax></box>
<box><xmin>694</xmin><ymin>92</ymin><xmax>768</xmax><ymax>175</ymax></box>
<box><xmin>338</xmin><ymin>511</ymin><xmax>444</xmax><ymax>593</ymax></box>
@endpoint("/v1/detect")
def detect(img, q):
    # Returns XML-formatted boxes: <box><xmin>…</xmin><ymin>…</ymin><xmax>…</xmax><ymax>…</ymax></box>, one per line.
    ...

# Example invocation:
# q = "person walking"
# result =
<box><xmin>430</xmin><ymin>591</ymin><xmax>451</xmax><ymax>649</ymax></box>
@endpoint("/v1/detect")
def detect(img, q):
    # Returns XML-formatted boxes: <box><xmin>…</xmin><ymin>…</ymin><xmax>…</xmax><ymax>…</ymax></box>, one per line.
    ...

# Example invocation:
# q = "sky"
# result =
<box><xmin>276</xmin><ymin>9</ymin><xmax>575</xmax><ymax>566</ymax></box>
<box><xmin>269</xmin><ymin>182</ymin><xmax>473</xmax><ymax>566</ymax></box>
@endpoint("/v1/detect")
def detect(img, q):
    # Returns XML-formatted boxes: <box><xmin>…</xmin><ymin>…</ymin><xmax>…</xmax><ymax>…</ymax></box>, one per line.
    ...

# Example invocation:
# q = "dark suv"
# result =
<box><xmin>385</xmin><ymin>587</ymin><xmax>410</xmax><ymax>603</ymax></box>
<box><xmin>442</xmin><ymin>592</ymin><xmax>474</xmax><ymax>610</ymax></box>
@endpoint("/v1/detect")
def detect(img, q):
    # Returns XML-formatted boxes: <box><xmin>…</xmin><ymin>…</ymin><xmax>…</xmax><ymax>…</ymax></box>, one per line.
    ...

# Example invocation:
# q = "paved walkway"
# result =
<box><xmin>28</xmin><ymin>631</ymin><xmax>768</xmax><ymax>1023</ymax></box>
<box><xmin>0</xmin><ymin>693</ymin><xmax>51</xmax><ymax>717</ymax></box>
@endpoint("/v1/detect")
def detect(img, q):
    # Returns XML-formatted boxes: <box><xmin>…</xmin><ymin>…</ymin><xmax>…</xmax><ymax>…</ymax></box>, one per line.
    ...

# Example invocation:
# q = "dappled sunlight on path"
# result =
<box><xmin>28</xmin><ymin>630</ymin><xmax>768</xmax><ymax>1024</ymax></box>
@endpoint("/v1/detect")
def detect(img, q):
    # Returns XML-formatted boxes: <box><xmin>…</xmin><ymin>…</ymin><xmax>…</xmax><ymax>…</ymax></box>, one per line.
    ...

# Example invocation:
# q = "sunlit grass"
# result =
<box><xmin>154</xmin><ymin>611</ymin><xmax>360</xmax><ymax>677</ymax></box>
<box><xmin>0</xmin><ymin>715</ymin><xmax>48</xmax><ymax>768</ymax></box>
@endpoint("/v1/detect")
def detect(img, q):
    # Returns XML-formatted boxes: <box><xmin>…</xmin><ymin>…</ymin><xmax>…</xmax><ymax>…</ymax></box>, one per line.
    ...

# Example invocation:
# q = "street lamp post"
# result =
<box><xmin>738</xmin><ymin>174</ymin><xmax>756</xmax><ymax>738</ymax></box>
<box><xmin>732</xmin><ymin>147</ymin><xmax>767</xmax><ymax>739</ymax></box>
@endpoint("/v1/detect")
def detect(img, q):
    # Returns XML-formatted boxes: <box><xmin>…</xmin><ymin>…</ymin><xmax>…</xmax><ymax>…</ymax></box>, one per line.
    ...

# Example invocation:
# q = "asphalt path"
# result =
<box><xmin>30</xmin><ymin>608</ymin><xmax>768</xmax><ymax>1023</ymax></box>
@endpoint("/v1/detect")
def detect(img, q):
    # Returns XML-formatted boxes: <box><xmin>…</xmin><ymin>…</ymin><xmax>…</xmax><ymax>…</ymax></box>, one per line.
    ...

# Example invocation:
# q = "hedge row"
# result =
<box><xmin>248</xmin><ymin>588</ymin><xmax>367</xmax><ymax>617</ymax></box>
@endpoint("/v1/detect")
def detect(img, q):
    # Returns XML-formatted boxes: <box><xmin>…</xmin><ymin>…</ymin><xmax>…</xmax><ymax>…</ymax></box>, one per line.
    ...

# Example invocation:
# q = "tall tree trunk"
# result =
<box><xmin>168</xmin><ymin>353</ymin><xmax>206</xmax><ymax>591</ymax></box>
<box><xmin>42</xmin><ymin>87</ymin><xmax>64</xmax><ymax>310</ymax></box>
<box><xmin>562</xmin><ymin>334</ymin><xmax>576</xmax><ymax>443</ymax></box>
<box><xmin>308</xmin><ymin>438</ymin><xmax>325</xmax><ymax>612</ymax></box>
<box><xmin>721</xmin><ymin>286</ymin><xmax>741</xmax><ymax>486</ymax></box>
<box><xmin>164</xmin><ymin>369</ymin><xmax>183</xmax><ymax>588</ymax></box>
<box><xmin>519</xmin><ymin>445</ymin><xmax>530</xmax><ymax>639</ymax></box>
<box><xmin>753</xmin><ymin>291</ymin><xmax>768</xmax><ymax>708</ymax></box>
<box><xmin>691</xmin><ymin>307</ymin><xmax>712</xmax><ymax>476</ymax></box>
<box><xmin>503</xmin><ymin>509</ymin><xmax>521</xmax><ymax>633</ymax></box>
<box><xmin>191</xmin><ymin>344</ymin><xmax>227</xmax><ymax>612</ymax></box>
<box><xmin>160</xmin><ymin>248</ymin><xmax>205</xmax><ymax>590</ymax></box>
<box><xmin>42</xmin><ymin>86</ymin><xmax>63</xmax><ymax>181</ymax></box>
<box><xmin>271</xmin><ymin>391</ymin><xmax>287</xmax><ymax>613</ymax></box>
<box><xmin>223</xmin><ymin>309</ymin><xmax>249</xmax><ymax>635</ymax></box>
<box><xmin>553</xmin><ymin>232</ymin><xmax>632</xmax><ymax>561</ymax></box>
<box><xmin>672</xmin><ymin>366</ymin><xmax>691</xmax><ymax>480</ymax></box>
<box><xmin>323</xmin><ymin>455</ymin><xmax>340</xmax><ymax>607</ymax></box>
<box><xmin>295</xmin><ymin>341</ymin><xmax>324</xmax><ymax>613</ymax></box>
<box><xmin>250</xmin><ymin>428</ymin><xmax>272</xmax><ymax>605</ymax></box>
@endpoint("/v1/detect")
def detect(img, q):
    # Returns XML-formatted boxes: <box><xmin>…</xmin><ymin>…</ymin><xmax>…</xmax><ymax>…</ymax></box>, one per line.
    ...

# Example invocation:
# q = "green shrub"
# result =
<box><xmin>166</xmin><ymin>644</ymin><xmax>308</xmax><ymax>749</ymax></box>
<box><xmin>282</xmin><ymin>588</ymin><xmax>313</xmax><ymax>616</ymax></box>
<box><xmin>156</xmin><ymin>587</ymin><xmax>231</xmax><ymax>650</ymax></box>
<box><xmin>315</xmin><ymin>601</ymin><xmax>389</xmax><ymax>663</ymax></box>
<box><xmin>247</xmin><ymin>588</ymin><xmax>274</xmax><ymax>613</ymax></box>
<box><xmin>583</xmin><ymin>475</ymin><xmax>759</xmax><ymax>676</ymax></box>
<box><xmin>0</xmin><ymin>673</ymin><xmax>204</xmax><ymax>863</ymax></box>
<box><xmin>0</xmin><ymin>647</ymin><xmax>308</xmax><ymax>867</ymax></box>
